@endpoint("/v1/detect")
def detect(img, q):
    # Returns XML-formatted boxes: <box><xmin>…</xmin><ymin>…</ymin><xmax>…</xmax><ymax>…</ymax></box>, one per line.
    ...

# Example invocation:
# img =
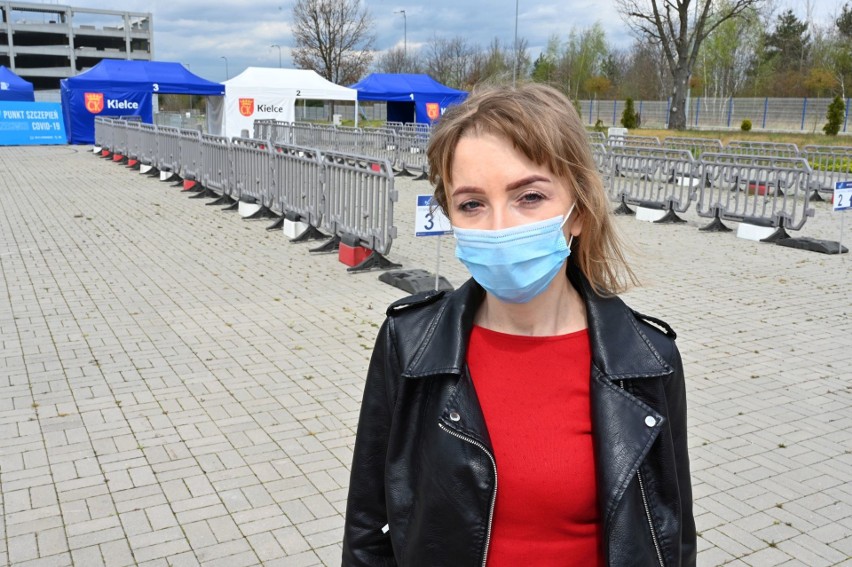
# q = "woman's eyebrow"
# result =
<box><xmin>505</xmin><ymin>175</ymin><xmax>550</xmax><ymax>191</ymax></box>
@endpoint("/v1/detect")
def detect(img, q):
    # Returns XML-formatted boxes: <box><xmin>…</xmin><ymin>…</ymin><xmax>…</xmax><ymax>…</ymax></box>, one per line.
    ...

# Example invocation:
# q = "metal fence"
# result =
<box><xmin>94</xmin><ymin>117</ymin><xmax>400</xmax><ymax>272</ymax></box>
<box><xmin>580</xmin><ymin>97</ymin><xmax>852</xmax><ymax>133</ymax></box>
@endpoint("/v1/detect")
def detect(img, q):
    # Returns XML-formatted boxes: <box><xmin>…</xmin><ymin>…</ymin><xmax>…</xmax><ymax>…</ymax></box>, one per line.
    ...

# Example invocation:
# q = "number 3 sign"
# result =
<box><xmin>415</xmin><ymin>195</ymin><xmax>453</xmax><ymax>236</ymax></box>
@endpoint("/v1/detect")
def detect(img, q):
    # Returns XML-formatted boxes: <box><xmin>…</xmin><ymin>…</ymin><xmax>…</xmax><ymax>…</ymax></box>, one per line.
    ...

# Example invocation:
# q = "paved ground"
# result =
<box><xmin>0</xmin><ymin>145</ymin><xmax>849</xmax><ymax>566</ymax></box>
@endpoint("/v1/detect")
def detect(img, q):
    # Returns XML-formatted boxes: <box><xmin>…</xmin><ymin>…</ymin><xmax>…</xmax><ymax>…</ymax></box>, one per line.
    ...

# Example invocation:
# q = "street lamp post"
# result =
<box><xmin>271</xmin><ymin>44</ymin><xmax>282</xmax><ymax>68</ymax></box>
<box><xmin>220</xmin><ymin>56</ymin><xmax>229</xmax><ymax>80</ymax></box>
<box><xmin>394</xmin><ymin>10</ymin><xmax>407</xmax><ymax>59</ymax></box>
<box><xmin>512</xmin><ymin>0</ymin><xmax>519</xmax><ymax>87</ymax></box>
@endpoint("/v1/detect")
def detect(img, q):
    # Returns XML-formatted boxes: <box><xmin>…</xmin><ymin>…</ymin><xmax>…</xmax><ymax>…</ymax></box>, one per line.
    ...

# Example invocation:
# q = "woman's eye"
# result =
<box><xmin>458</xmin><ymin>200</ymin><xmax>482</xmax><ymax>212</ymax></box>
<box><xmin>519</xmin><ymin>191</ymin><xmax>545</xmax><ymax>204</ymax></box>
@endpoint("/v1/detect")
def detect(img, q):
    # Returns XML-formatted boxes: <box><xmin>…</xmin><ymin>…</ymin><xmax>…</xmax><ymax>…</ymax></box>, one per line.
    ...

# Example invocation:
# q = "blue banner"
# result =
<box><xmin>0</xmin><ymin>102</ymin><xmax>67</xmax><ymax>145</ymax></box>
<box><xmin>60</xmin><ymin>87</ymin><xmax>151</xmax><ymax>144</ymax></box>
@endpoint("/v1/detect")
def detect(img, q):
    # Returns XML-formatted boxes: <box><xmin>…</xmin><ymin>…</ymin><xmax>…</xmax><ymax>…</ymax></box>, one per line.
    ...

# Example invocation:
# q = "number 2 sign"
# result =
<box><xmin>834</xmin><ymin>181</ymin><xmax>852</xmax><ymax>211</ymax></box>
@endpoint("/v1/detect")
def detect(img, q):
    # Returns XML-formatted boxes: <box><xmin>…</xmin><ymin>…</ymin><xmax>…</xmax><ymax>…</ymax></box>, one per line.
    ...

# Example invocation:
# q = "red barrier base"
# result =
<box><xmin>339</xmin><ymin>242</ymin><xmax>370</xmax><ymax>267</ymax></box>
<box><xmin>181</xmin><ymin>179</ymin><xmax>199</xmax><ymax>192</ymax></box>
<box><xmin>126</xmin><ymin>159</ymin><xmax>138</xmax><ymax>167</ymax></box>
<box><xmin>100</xmin><ymin>149</ymin><xmax>111</xmax><ymax>157</ymax></box>
<box><xmin>112</xmin><ymin>153</ymin><xmax>124</xmax><ymax>162</ymax></box>
<box><xmin>747</xmin><ymin>182</ymin><xmax>770</xmax><ymax>196</ymax></box>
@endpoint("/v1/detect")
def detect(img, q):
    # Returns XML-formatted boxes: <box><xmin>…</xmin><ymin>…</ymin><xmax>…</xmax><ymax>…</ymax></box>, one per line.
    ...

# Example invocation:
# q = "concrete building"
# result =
<box><xmin>0</xmin><ymin>1</ymin><xmax>152</xmax><ymax>92</ymax></box>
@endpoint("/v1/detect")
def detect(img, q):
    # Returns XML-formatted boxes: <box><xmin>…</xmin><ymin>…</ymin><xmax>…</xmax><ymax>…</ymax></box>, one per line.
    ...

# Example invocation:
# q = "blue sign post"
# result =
<box><xmin>0</xmin><ymin>102</ymin><xmax>67</xmax><ymax>145</ymax></box>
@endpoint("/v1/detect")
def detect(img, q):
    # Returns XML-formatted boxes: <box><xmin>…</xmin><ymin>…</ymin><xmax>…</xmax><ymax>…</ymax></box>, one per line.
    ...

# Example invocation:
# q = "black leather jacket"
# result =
<box><xmin>343</xmin><ymin>266</ymin><xmax>696</xmax><ymax>566</ymax></box>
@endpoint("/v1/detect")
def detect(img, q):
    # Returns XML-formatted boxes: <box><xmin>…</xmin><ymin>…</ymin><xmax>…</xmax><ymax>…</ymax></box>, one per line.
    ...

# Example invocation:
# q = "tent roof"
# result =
<box><xmin>224</xmin><ymin>68</ymin><xmax>357</xmax><ymax>101</ymax></box>
<box><xmin>350</xmin><ymin>73</ymin><xmax>467</xmax><ymax>102</ymax></box>
<box><xmin>0</xmin><ymin>66</ymin><xmax>35</xmax><ymax>100</ymax></box>
<box><xmin>63</xmin><ymin>59</ymin><xmax>224</xmax><ymax>95</ymax></box>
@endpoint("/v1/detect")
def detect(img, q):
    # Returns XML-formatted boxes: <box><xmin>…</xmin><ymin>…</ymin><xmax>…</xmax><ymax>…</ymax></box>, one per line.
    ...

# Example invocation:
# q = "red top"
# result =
<box><xmin>467</xmin><ymin>325</ymin><xmax>604</xmax><ymax>567</ymax></box>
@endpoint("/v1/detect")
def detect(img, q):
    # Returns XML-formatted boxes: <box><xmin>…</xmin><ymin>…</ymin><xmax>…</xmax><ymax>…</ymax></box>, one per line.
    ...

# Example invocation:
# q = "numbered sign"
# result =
<box><xmin>415</xmin><ymin>195</ymin><xmax>452</xmax><ymax>236</ymax></box>
<box><xmin>834</xmin><ymin>181</ymin><xmax>852</xmax><ymax>211</ymax></box>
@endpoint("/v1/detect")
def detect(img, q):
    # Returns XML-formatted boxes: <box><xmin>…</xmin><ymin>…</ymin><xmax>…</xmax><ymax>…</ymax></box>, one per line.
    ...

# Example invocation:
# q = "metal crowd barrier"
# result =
<box><xmin>291</xmin><ymin>122</ymin><xmax>314</xmax><ymax>147</ymax></box>
<box><xmin>126</xmin><ymin>120</ymin><xmax>142</xmax><ymax>162</ymax></box>
<box><xmin>663</xmin><ymin>136</ymin><xmax>723</xmax><ymax>158</ymax></box>
<box><xmin>112</xmin><ymin>119</ymin><xmax>130</xmax><ymax>157</ymax></box>
<box><xmin>200</xmin><ymin>134</ymin><xmax>233</xmax><ymax>203</ymax></box>
<box><xmin>725</xmin><ymin>140</ymin><xmax>799</xmax><ymax>158</ymax></box>
<box><xmin>178</xmin><ymin>129</ymin><xmax>203</xmax><ymax>182</ymax></box>
<box><xmin>270</xmin><ymin>142</ymin><xmax>324</xmax><ymax>236</ymax></box>
<box><xmin>587</xmin><ymin>131</ymin><xmax>607</xmax><ymax>145</ymax></box>
<box><xmin>361</xmin><ymin>127</ymin><xmax>399</xmax><ymax>168</ymax></box>
<box><xmin>320</xmin><ymin>150</ymin><xmax>400</xmax><ymax>271</ymax></box>
<box><xmin>94</xmin><ymin>116</ymin><xmax>113</xmax><ymax>151</ymax></box>
<box><xmin>396</xmin><ymin>129</ymin><xmax>428</xmax><ymax>177</ymax></box>
<box><xmin>156</xmin><ymin>126</ymin><xmax>182</xmax><ymax>173</ymax></box>
<box><xmin>801</xmin><ymin>144</ymin><xmax>852</xmax><ymax>195</ymax></box>
<box><xmin>139</xmin><ymin>123</ymin><xmax>158</xmax><ymax>167</ymax></box>
<box><xmin>589</xmin><ymin>142</ymin><xmax>609</xmax><ymax>175</ymax></box>
<box><xmin>231</xmin><ymin>137</ymin><xmax>274</xmax><ymax>208</ymax></box>
<box><xmin>608</xmin><ymin>134</ymin><xmax>661</xmax><ymax>148</ymax></box>
<box><xmin>335</xmin><ymin>125</ymin><xmax>363</xmax><ymax>154</ymax></box>
<box><xmin>608</xmin><ymin>146</ymin><xmax>697</xmax><ymax>221</ymax></box>
<box><xmin>696</xmin><ymin>153</ymin><xmax>814</xmax><ymax>236</ymax></box>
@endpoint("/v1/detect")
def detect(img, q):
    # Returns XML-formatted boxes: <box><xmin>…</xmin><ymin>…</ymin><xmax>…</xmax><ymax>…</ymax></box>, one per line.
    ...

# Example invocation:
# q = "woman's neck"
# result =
<box><xmin>475</xmin><ymin>272</ymin><xmax>588</xmax><ymax>337</ymax></box>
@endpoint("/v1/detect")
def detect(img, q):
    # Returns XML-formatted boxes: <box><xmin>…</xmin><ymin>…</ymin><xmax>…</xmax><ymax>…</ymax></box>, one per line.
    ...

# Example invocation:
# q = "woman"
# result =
<box><xmin>343</xmin><ymin>84</ymin><xmax>695</xmax><ymax>567</ymax></box>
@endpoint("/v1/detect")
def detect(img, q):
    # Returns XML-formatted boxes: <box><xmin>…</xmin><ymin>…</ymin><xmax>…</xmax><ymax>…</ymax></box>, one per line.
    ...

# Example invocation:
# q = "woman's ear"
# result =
<box><xmin>569</xmin><ymin>207</ymin><xmax>583</xmax><ymax>238</ymax></box>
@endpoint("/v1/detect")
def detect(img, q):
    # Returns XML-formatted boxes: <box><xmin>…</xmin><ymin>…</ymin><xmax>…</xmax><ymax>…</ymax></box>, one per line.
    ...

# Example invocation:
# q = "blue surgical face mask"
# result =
<box><xmin>453</xmin><ymin>204</ymin><xmax>576</xmax><ymax>303</ymax></box>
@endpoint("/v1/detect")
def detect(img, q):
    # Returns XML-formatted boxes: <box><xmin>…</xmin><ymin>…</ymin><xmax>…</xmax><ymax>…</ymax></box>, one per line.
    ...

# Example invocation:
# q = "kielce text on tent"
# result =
<box><xmin>209</xmin><ymin>68</ymin><xmax>359</xmax><ymax>139</ymax></box>
<box><xmin>61</xmin><ymin>59</ymin><xmax>224</xmax><ymax>144</ymax></box>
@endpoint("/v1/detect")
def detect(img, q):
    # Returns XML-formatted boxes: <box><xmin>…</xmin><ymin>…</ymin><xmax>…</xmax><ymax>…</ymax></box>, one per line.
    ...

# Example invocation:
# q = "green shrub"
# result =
<box><xmin>823</xmin><ymin>96</ymin><xmax>845</xmax><ymax>136</ymax></box>
<box><xmin>741</xmin><ymin>119</ymin><xmax>752</xmax><ymax>132</ymax></box>
<box><xmin>593</xmin><ymin>119</ymin><xmax>606</xmax><ymax>132</ymax></box>
<box><xmin>621</xmin><ymin>98</ymin><xmax>639</xmax><ymax>129</ymax></box>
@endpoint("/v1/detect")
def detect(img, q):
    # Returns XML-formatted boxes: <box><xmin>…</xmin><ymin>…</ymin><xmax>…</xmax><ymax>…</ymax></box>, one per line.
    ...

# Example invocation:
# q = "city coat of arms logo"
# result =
<box><xmin>239</xmin><ymin>98</ymin><xmax>255</xmax><ymax>117</ymax></box>
<box><xmin>426</xmin><ymin>102</ymin><xmax>440</xmax><ymax>121</ymax></box>
<box><xmin>84</xmin><ymin>92</ymin><xmax>104</xmax><ymax>114</ymax></box>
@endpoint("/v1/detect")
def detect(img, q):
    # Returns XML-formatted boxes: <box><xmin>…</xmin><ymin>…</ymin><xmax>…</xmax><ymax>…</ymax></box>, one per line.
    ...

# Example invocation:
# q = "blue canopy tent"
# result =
<box><xmin>0</xmin><ymin>66</ymin><xmax>35</xmax><ymax>102</ymax></box>
<box><xmin>60</xmin><ymin>60</ymin><xmax>224</xmax><ymax>144</ymax></box>
<box><xmin>350</xmin><ymin>73</ymin><xmax>467</xmax><ymax>124</ymax></box>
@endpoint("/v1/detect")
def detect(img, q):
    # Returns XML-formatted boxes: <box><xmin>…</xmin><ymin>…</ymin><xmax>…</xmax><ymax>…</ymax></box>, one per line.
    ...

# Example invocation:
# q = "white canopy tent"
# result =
<box><xmin>208</xmin><ymin>67</ymin><xmax>359</xmax><ymax>138</ymax></box>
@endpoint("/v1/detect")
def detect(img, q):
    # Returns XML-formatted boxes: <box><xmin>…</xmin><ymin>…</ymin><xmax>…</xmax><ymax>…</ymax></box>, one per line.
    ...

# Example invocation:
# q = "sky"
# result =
<box><xmin>34</xmin><ymin>0</ymin><xmax>847</xmax><ymax>83</ymax></box>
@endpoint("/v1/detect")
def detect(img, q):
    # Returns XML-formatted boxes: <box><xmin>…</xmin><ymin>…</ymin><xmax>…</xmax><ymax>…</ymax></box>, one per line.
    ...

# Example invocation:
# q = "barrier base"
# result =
<box><xmin>126</xmin><ymin>160</ymin><xmax>140</xmax><ymax>170</ymax></box>
<box><xmin>291</xmin><ymin>225</ymin><xmax>329</xmax><ymax>243</ymax></box>
<box><xmin>238</xmin><ymin>201</ymin><xmax>261</xmax><ymax>217</ymax></box>
<box><xmin>809</xmin><ymin>190</ymin><xmax>825</xmax><ymax>202</ymax></box>
<box><xmin>310</xmin><ymin>235</ymin><xmax>341</xmax><ymax>254</ymax></box>
<box><xmin>181</xmin><ymin>179</ymin><xmax>201</xmax><ymax>192</ymax></box>
<box><xmin>736</xmin><ymin>223</ymin><xmax>777</xmax><ymax>241</ymax></box>
<box><xmin>159</xmin><ymin>170</ymin><xmax>178</xmax><ymax>182</ymax></box>
<box><xmin>699</xmin><ymin>212</ymin><xmax>732</xmax><ymax>232</ymax></box>
<box><xmin>282</xmin><ymin>218</ymin><xmax>309</xmax><ymax>239</ymax></box>
<box><xmin>394</xmin><ymin>167</ymin><xmax>414</xmax><ymax>177</ymax></box>
<box><xmin>653</xmin><ymin>208</ymin><xmax>687</xmax><ymax>224</ymax></box>
<box><xmin>92</xmin><ymin>146</ymin><xmax>102</xmax><ymax>154</ymax></box>
<box><xmin>347</xmin><ymin>251</ymin><xmax>402</xmax><ymax>273</ymax></box>
<box><xmin>207</xmin><ymin>194</ymin><xmax>235</xmax><ymax>206</ymax></box>
<box><xmin>413</xmin><ymin>171</ymin><xmax>428</xmax><ymax>181</ymax></box>
<box><xmin>775</xmin><ymin>237</ymin><xmax>848</xmax><ymax>254</ymax></box>
<box><xmin>760</xmin><ymin>225</ymin><xmax>791</xmax><ymax>243</ymax></box>
<box><xmin>636</xmin><ymin>206</ymin><xmax>668</xmax><ymax>222</ymax></box>
<box><xmin>189</xmin><ymin>187</ymin><xmax>219</xmax><ymax>199</ymax></box>
<box><xmin>221</xmin><ymin>201</ymin><xmax>239</xmax><ymax>212</ymax></box>
<box><xmin>379</xmin><ymin>269</ymin><xmax>454</xmax><ymax>293</ymax></box>
<box><xmin>339</xmin><ymin>241</ymin><xmax>370</xmax><ymax>267</ymax></box>
<box><xmin>243</xmin><ymin>205</ymin><xmax>279</xmax><ymax>220</ymax></box>
<box><xmin>100</xmin><ymin>149</ymin><xmax>111</xmax><ymax>158</ymax></box>
<box><xmin>266</xmin><ymin>216</ymin><xmax>284</xmax><ymax>231</ymax></box>
<box><xmin>613</xmin><ymin>197</ymin><xmax>634</xmax><ymax>216</ymax></box>
<box><xmin>140</xmin><ymin>164</ymin><xmax>159</xmax><ymax>176</ymax></box>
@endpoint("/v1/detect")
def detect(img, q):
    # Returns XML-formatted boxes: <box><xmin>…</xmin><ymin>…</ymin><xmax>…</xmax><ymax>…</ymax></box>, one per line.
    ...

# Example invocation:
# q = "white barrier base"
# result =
<box><xmin>92</xmin><ymin>146</ymin><xmax>101</xmax><ymax>154</ymax></box>
<box><xmin>737</xmin><ymin>223</ymin><xmax>776</xmax><ymax>241</ymax></box>
<box><xmin>283</xmin><ymin>218</ymin><xmax>309</xmax><ymax>239</ymax></box>
<box><xmin>676</xmin><ymin>176</ymin><xmax>699</xmax><ymax>188</ymax></box>
<box><xmin>139</xmin><ymin>164</ymin><xmax>154</xmax><ymax>174</ymax></box>
<box><xmin>238</xmin><ymin>201</ymin><xmax>262</xmax><ymax>218</ymax></box>
<box><xmin>635</xmin><ymin>206</ymin><xmax>667</xmax><ymax>222</ymax></box>
<box><xmin>159</xmin><ymin>170</ymin><xmax>177</xmax><ymax>182</ymax></box>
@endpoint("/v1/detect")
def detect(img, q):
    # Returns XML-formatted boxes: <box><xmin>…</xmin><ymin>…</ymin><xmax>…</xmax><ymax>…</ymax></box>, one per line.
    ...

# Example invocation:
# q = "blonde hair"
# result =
<box><xmin>427</xmin><ymin>83</ymin><xmax>636</xmax><ymax>296</ymax></box>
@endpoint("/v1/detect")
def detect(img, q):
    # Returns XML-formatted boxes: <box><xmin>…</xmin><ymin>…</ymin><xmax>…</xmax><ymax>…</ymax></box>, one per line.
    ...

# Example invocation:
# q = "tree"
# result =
<box><xmin>621</xmin><ymin>98</ymin><xmax>639</xmax><ymax>128</ymax></box>
<box><xmin>291</xmin><ymin>0</ymin><xmax>375</xmax><ymax>85</ymax></box>
<box><xmin>763</xmin><ymin>9</ymin><xmax>811</xmax><ymax>72</ymax></box>
<box><xmin>696</xmin><ymin>2</ymin><xmax>761</xmax><ymax>101</ymax></box>
<box><xmin>375</xmin><ymin>46</ymin><xmax>421</xmax><ymax>74</ymax></box>
<box><xmin>823</xmin><ymin>95</ymin><xmax>845</xmax><ymax>135</ymax></box>
<box><xmin>616</xmin><ymin>0</ymin><xmax>765</xmax><ymax>130</ymax></box>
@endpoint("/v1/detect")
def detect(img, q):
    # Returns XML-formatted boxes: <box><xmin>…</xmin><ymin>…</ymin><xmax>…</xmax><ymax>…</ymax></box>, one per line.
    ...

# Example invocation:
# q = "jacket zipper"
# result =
<box><xmin>438</xmin><ymin>422</ymin><xmax>497</xmax><ymax>567</ymax></box>
<box><xmin>619</xmin><ymin>380</ymin><xmax>664</xmax><ymax>567</ymax></box>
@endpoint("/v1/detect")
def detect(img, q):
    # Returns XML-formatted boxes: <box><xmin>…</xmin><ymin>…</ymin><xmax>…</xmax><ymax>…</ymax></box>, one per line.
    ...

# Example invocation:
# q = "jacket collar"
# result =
<box><xmin>401</xmin><ymin>262</ymin><xmax>671</xmax><ymax>380</ymax></box>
